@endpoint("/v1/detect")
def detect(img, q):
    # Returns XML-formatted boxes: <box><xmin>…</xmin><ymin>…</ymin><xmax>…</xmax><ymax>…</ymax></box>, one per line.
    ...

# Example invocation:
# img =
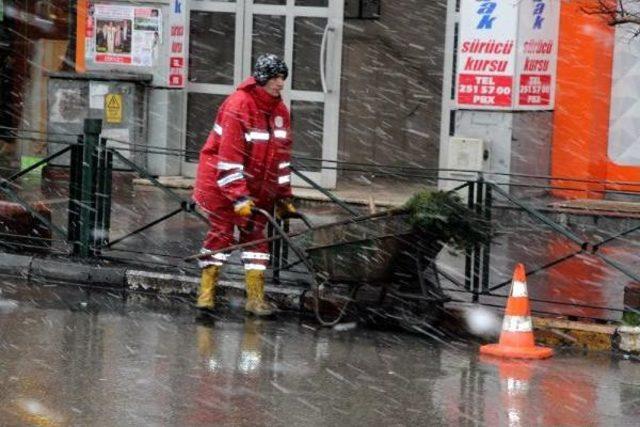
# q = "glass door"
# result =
<box><xmin>183</xmin><ymin>0</ymin><xmax>343</xmax><ymax>188</ymax></box>
<box><xmin>244</xmin><ymin>0</ymin><xmax>344</xmax><ymax>188</ymax></box>
<box><xmin>182</xmin><ymin>0</ymin><xmax>245</xmax><ymax>177</ymax></box>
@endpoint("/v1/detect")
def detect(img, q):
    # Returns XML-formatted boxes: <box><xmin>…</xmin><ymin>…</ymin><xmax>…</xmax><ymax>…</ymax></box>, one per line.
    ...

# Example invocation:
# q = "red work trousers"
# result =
<box><xmin>199</xmin><ymin>205</ymin><xmax>270</xmax><ymax>271</ymax></box>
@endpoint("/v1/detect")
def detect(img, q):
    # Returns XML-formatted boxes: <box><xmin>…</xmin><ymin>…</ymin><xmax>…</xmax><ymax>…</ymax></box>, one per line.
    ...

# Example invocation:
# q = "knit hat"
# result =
<box><xmin>253</xmin><ymin>54</ymin><xmax>288</xmax><ymax>86</ymax></box>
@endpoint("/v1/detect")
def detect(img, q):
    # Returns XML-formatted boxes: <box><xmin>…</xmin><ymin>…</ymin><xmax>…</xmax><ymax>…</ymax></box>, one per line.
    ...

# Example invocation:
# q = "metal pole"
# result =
<box><xmin>6</xmin><ymin>145</ymin><xmax>72</xmax><ymax>182</ymax></box>
<box><xmin>93</xmin><ymin>139</ymin><xmax>113</xmax><ymax>253</ymax></box>
<box><xmin>104</xmin><ymin>207</ymin><xmax>183</xmax><ymax>249</ymax></box>
<box><xmin>489</xmin><ymin>183</ymin><xmax>588</xmax><ymax>249</ymax></box>
<box><xmin>472</xmin><ymin>178</ymin><xmax>484</xmax><ymax>303</ymax></box>
<box><xmin>290</xmin><ymin>165</ymin><xmax>359</xmax><ymax>216</ymax></box>
<box><xmin>272</xmin><ymin>214</ymin><xmax>282</xmax><ymax>285</ymax></box>
<box><xmin>68</xmin><ymin>137</ymin><xmax>84</xmax><ymax>255</ymax></box>
<box><xmin>79</xmin><ymin>119</ymin><xmax>102</xmax><ymax>258</ymax></box>
<box><xmin>464</xmin><ymin>181</ymin><xmax>475</xmax><ymax>292</ymax></box>
<box><xmin>110</xmin><ymin>149</ymin><xmax>209</xmax><ymax>224</ymax></box>
<box><xmin>481</xmin><ymin>182</ymin><xmax>492</xmax><ymax>294</ymax></box>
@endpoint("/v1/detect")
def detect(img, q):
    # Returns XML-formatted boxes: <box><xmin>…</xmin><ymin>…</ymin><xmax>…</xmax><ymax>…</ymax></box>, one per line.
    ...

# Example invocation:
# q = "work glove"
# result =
<box><xmin>234</xmin><ymin>198</ymin><xmax>255</xmax><ymax>217</ymax></box>
<box><xmin>276</xmin><ymin>198</ymin><xmax>297</xmax><ymax>219</ymax></box>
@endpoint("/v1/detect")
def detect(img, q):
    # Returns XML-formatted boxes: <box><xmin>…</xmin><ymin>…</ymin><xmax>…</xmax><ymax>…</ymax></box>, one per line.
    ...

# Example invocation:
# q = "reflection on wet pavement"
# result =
<box><xmin>0</xmin><ymin>281</ymin><xmax>638</xmax><ymax>426</ymax></box>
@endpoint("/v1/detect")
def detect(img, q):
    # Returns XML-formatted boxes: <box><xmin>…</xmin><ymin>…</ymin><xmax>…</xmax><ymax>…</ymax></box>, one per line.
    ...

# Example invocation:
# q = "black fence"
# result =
<box><xmin>1</xmin><ymin>119</ymin><xmax>639</xmax><ymax>320</ymax></box>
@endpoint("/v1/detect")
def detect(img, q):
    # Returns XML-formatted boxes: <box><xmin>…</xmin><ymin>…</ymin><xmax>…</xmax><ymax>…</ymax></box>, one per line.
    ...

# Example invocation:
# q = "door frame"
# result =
<box><xmin>181</xmin><ymin>0</ymin><xmax>246</xmax><ymax>178</ymax></box>
<box><xmin>182</xmin><ymin>0</ymin><xmax>343</xmax><ymax>189</ymax></box>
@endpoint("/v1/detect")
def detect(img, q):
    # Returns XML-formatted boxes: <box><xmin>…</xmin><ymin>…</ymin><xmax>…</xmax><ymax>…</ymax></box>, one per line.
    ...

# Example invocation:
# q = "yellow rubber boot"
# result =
<box><xmin>196</xmin><ymin>265</ymin><xmax>220</xmax><ymax>310</ymax></box>
<box><xmin>245</xmin><ymin>269</ymin><xmax>276</xmax><ymax>316</ymax></box>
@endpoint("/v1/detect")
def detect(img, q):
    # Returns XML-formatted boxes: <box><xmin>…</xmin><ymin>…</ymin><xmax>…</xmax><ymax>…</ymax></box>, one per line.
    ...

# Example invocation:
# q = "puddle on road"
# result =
<box><xmin>0</xmin><ymin>281</ymin><xmax>638</xmax><ymax>425</ymax></box>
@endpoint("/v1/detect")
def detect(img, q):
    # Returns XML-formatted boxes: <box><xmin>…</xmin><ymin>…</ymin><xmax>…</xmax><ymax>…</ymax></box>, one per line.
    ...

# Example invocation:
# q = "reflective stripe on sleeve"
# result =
<box><xmin>274</xmin><ymin>129</ymin><xmax>287</xmax><ymax>139</ymax></box>
<box><xmin>278</xmin><ymin>162</ymin><xmax>291</xmax><ymax>170</ymax></box>
<box><xmin>213</xmin><ymin>124</ymin><xmax>223</xmax><ymax>136</ymax></box>
<box><xmin>217</xmin><ymin>161</ymin><xmax>244</xmax><ymax>171</ymax></box>
<box><xmin>246</xmin><ymin>131</ymin><xmax>270</xmax><ymax>142</ymax></box>
<box><xmin>278</xmin><ymin>175</ymin><xmax>291</xmax><ymax>185</ymax></box>
<box><xmin>217</xmin><ymin>172</ymin><xmax>244</xmax><ymax>187</ymax></box>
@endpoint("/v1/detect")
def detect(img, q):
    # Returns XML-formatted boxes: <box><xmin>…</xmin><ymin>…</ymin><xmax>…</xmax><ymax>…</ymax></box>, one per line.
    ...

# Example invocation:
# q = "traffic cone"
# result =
<box><xmin>480</xmin><ymin>263</ymin><xmax>553</xmax><ymax>359</ymax></box>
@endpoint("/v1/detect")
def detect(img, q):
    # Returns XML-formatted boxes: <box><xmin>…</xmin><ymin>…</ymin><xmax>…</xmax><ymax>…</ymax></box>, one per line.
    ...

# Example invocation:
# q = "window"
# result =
<box><xmin>344</xmin><ymin>0</ymin><xmax>380</xmax><ymax>20</ymax></box>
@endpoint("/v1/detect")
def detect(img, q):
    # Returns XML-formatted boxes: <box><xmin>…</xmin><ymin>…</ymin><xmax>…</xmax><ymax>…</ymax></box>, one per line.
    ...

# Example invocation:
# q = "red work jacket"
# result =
<box><xmin>193</xmin><ymin>77</ymin><xmax>293</xmax><ymax>212</ymax></box>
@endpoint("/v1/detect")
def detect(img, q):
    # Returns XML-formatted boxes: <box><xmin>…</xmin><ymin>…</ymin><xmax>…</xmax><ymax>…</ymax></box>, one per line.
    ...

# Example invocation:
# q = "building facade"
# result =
<box><xmin>2</xmin><ymin>0</ymin><xmax>639</xmax><ymax>196</ymax></box>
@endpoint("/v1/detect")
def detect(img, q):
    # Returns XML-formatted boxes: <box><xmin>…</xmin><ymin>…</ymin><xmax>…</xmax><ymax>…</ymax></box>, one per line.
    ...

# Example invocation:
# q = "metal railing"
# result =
<box><xmin>1</xmin><ymin>119</ymin><xmax>639</xmax><ymax>318</ymax></box>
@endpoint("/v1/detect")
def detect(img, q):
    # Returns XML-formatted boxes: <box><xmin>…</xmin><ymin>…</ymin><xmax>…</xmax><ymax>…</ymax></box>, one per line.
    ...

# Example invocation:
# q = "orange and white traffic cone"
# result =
<box><xmin>480</xmin><ymin>263</ymin><xmax>553</xmax><ymax>359</ymax></box>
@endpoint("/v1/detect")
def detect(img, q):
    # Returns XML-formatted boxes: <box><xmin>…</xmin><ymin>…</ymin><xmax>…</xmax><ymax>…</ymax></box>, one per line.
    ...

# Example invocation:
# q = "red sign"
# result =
<box><xmin>95</xmin><ymin>54</ymin><xmax>132</xmax><ymax>64</ymax></box>
<box><xmin>457</xmin><ymin>74</ymin><xmax>513</xmax><ymax>107</ymax></box>
<box><xmin>168</xmin><ymin>6</ymin><xmax>186</xmax><ymax>88</ymax></box>
<box><xmin>169</xmin><ymin>74</ymin><xmax>183</xmax><ymax>86</ymax></box>
<box><xmin>518</xmin><ymin>74</ymin><xmax>551</xmax><ymax>106</ymax></box>
<box><xmin>170</xmin><ymin>57</ymin><xmax>184</xmax><ymax>68</ymax></box>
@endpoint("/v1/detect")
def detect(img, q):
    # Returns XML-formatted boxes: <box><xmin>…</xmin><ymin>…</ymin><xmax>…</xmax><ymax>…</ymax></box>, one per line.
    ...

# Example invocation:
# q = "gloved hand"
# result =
<box><xmin>276</xmin><ymin>198</ymin><xmax>297</xmax><ymax>219</ymax></box>
<box><xmin>234</xmin><ymin>198</ymin><xmax>255</xmax><ymax>217</ymax></box>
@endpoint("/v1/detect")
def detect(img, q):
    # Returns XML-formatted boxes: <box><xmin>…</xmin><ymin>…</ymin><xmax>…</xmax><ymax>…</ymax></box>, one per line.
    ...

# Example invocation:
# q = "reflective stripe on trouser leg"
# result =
<box><xmin>201</xmin><ymin>204</ymin><xmax>235</xmax><ymax>267</ymax></box>
<box><xmin>242</xmin><ymin>251</ymin><xmax>269</xmax><ymax>271</ymax></box>
<box><xmin>198</xmin><ymin>250</ymin><xmax>230</xmax><ymax>269</ymax></box>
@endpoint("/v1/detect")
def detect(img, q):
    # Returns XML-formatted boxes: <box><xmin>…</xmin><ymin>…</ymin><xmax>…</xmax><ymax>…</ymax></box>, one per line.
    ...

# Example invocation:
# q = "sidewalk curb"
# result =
<box><xmin>445</xmin><ymin>304</ymin><xmax>638</xmax><ymax>353</ymax></box>
<box><xmin>532</xmin><ymin>318</ymin><xmax>618</xmax><ymax>352</ymax></box>
<box><xmin>0</xmin><ymin>252</ymin><xmax>304</xmax><ymax>311</ymax></box>
<box><xmin>617</xmin><ymin>326</ymin><xmax>640</xmax><ymax>353</ymax></box>
<box><xmin>125</xmin><ymin>270</ymin><xmax>304</xmax><ymax>310</ymax></box>
<box><xmin>532</xmin><ymin>318</ymin><xmax>640</xmax><ymax>353</ymax></box>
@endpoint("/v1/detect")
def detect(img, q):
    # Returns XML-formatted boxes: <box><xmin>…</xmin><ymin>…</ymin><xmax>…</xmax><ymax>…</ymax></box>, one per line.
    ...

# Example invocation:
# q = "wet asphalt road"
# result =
<box><xmin>0</xmin><ymin>280</ymin><xmax>639</xmax><ymax>426</ymax></box>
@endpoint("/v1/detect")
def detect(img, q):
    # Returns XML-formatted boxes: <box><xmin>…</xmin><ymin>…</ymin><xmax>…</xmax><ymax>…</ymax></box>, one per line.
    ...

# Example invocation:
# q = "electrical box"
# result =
<box><xmin>47</xmin><ymin>71</ymin><xmax>152</xmax><ymax>169</ymax></box>
<box><xmin>443</xmin><ymin>136</ymin><xmax>486</xmax><ymax>197</ymax></box>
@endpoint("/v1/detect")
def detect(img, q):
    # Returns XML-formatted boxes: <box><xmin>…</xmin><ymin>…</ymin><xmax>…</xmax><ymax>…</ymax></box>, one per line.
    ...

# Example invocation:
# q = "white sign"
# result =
<box><xmin>456</xmin><ymin>0</ymin><xmax>519</xmax><ymax>109</ymax></box>
<box><xmin>456</xmin><ymin>0</ymin><xmax>560</xmax><ymax>110</ymax></box>
<box><xmin>92</xmin><ymin>4</ymin><xmax>161</xmax><ymax>67</ymax></box>
<box><xmin>89</xmin><ymin>82</ymin><xmax>109</xmax><ymax>110</ymax></box>
<box><xmin>515</xmin><ymin>0</ymin><xmax>560</xmax><ymax>109</ymax></box>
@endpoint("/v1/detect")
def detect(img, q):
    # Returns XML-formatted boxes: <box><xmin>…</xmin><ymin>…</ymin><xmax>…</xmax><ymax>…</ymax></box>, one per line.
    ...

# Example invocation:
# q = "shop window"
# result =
<box><xmin>345</xmin><ymin>0</ymin><xmax>380</xmax><ymax>20</ymax></box>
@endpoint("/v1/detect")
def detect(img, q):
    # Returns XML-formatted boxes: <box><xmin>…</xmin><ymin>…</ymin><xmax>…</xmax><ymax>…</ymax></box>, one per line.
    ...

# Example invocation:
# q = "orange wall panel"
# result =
<box><xmin>76</xmin><ymin>0</ymin><xmax>87</xmax><ymax>72</ymax></box>
<box><xmin>551</xmin><ymin>1</ymin><xmax>615</xmax><ymax>199</ymax></box>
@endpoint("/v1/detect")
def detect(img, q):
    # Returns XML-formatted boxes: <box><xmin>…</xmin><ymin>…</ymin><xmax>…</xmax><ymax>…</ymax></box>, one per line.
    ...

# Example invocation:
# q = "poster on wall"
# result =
<box><xmin>132</xmin><ymin>8</ymin><xmax>162</xmax><ymax>67</ymax></box>
<box><xmin>85</xmin><ymin>3</ymin><xmax>95</xmax><ymax>62</ymax></box>
<box><xmin>456</xmin><ymin>0</ymin><xmax>519</xmax><ymax>109</ymax></box>
<box><xmin>515</xmin><ymin>0</ymin><xmax>561</xmax><ymax>109</ymax></box>
<box><xmin>92</xmin><ymin>3</ymin><xmax>161</xmax><ymax>67</ymax></box>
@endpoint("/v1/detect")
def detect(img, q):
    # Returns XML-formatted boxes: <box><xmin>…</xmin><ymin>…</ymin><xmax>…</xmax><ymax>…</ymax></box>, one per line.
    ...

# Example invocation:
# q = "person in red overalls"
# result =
<box><xmin>193</xmin><ymin>54</ymin><xmax>296</xmax><ymax>316</ymax></box>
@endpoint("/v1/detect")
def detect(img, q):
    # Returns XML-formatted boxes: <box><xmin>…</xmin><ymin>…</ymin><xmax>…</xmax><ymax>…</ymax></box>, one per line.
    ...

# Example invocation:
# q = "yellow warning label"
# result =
<box><xmin>105</xmin><ymin>94</ymin><xmax>123</xmax><ymax>124</ymax></box>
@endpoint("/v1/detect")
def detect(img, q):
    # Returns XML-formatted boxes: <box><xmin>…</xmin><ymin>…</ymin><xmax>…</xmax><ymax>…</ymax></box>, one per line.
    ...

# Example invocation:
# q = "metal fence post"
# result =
<box><xmin>79</xmin><ymin>119</ymin><xmax>102</xmax><ymax>258</ymax></box>
<box><xmin>68</xmin><ymin>136</ymin><xmax>84</xmax><ymax>255</ymax></box>
<box><xmin>92</xmin><ymin>139</ymin><xmax>113</xmax><ymax>254</ymax></box>
<box><xmin>481</xmin><ymin>182</ymin><xmax>493</xmax><ymax>294</ymax></box>
<box><xmin>472</xmin><ymin>177</ymin><xmax>484</xmax><ymax>303</ymax></box>
<box><xmin>465</xmin><ymin>180</ymin><xmax>476</xmax><ymax>293</ymax></box>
